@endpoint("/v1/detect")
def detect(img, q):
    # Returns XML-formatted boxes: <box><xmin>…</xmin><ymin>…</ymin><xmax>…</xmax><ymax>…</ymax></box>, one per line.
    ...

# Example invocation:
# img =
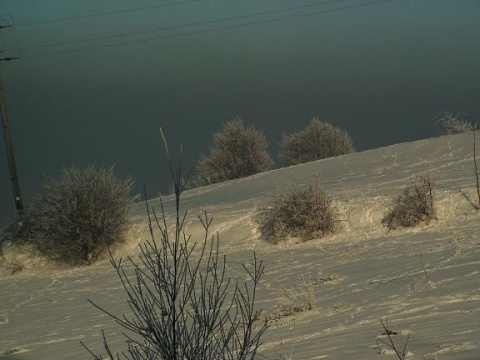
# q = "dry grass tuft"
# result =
<box><xmin>269</xmin><ymin>275</ymin><xmax>317</xmax><ymax>323</ymax></box>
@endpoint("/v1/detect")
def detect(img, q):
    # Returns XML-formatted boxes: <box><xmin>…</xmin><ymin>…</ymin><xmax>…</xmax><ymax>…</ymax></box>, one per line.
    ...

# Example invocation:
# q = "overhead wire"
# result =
<box><xmin>19</xmin><ymin>0</ymin><xmax>354</xmax><ymax>51</ymax></box>
<box><xmin>0</xmin><ymin>16</ymin><xmax>20</xmax><ymax>60</ymax></box>
<box><xmin>19</xmin><ymin>0</ymin><xmax>395</xmax><ymax>58</ymax></box>
<box><xmin>14</xmin><ymin>0</ymin><xmax>201</xmax><ymax>27</ymax></box>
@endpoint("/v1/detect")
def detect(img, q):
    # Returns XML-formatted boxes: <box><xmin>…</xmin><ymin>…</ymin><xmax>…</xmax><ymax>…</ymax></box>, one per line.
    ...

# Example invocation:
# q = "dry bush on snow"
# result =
<box><xmin>435</xmin><ymin>111</ymin><xmax>473</xmax><ymax>135</ymax></box>
<box><xmin>257</xmin><ymin>178</ymin><xmax>338</xmax><ymax>243</ymax></box>
<box><xmin>83</xmin><ymin>133</ymin><xmax>268</xmax><ymax>360</ymax></box>
<box><xmin>382</xmin><ymin>173</ymin><xmax>436</xmax><ymax>230</ymax></box>
<box><xmin>7</xmin><ymin>166</ymin><xmax>135</xmax><ymax>265</ymax></box>
<box><xmin>196</xmin><ymin>118</ymin><xmax>273</xmax><ymax>185</ymax></box>
<box><xmin>278</xmin><ymin>118</ymin><xmax>354</xmax><ymax>166</ymax></box>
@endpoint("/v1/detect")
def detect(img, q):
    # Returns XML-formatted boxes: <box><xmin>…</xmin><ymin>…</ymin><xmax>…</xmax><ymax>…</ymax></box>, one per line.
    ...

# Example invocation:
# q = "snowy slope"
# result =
<box><xmin>1</xmin><ymin>132</ymin><xmax>479</xmax><ymax>359</ymax></box>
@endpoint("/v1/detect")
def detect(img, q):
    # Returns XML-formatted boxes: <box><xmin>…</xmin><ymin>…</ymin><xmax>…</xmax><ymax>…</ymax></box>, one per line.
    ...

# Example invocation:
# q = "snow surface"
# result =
<box><xmin>1</xmin><ymin>132</ymin><xmax>480</xmax><ymax>359</ymax></box>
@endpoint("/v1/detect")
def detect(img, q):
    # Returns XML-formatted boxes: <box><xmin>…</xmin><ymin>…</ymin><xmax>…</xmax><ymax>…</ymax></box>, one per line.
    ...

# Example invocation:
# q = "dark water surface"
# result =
<box><xmin>1</xmin><ymin>0</ymin><xmax>479</xmax><ymax>218</ymax></box>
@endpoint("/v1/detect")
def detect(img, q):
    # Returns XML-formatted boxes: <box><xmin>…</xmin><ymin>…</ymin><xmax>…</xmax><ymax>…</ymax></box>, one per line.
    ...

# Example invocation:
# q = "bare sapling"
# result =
<box><xmin>82</xmin><ymin>129</ymin><xmax>268</xmax><ymax>360</ymax></box>
<box><xmin>470</xmin><ymin>110</ymin><xmax>480</xmax><ymax>208</ymax></box>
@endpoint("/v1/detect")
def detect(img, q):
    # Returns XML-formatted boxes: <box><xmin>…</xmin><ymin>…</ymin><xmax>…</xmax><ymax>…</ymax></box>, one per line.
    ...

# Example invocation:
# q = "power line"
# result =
<box><xmin>21</xmin><ymin>0</ymin><xmax>395</xmax><ymax>58</ymax></box>
<box><xmin>13</xmin><ymin>0</ymin><xmax>201</xmax><ymax>27</ymax></box>
<box><xmin>0</xmin><ymin>20</ymin><xmax>20</xmax><ymax>60</ymax></box>
<box><xmin>19</xmin><ymin>0</ymin><xmax>353</xmax><ymax>52</ymax></box>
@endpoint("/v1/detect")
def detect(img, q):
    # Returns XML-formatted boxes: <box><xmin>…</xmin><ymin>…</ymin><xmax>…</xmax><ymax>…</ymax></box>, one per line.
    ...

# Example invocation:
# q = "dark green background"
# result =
<box><xmin>1</xmin><ymin>0</ymin><xmax>479</xmax><ymax>218</ymax></box>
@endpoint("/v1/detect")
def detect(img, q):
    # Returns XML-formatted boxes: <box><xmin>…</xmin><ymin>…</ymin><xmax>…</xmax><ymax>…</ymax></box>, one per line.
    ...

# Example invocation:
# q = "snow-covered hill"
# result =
<box><xmin>1</xmin><ymin>132</ymin><xmax>479</xmax><ymax>359</ymax></box>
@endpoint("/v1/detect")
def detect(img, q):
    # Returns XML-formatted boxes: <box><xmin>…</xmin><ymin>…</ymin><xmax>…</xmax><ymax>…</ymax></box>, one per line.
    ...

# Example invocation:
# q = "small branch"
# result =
<box><xmin>378</xmin><ymin>317</ymin><xmax>410</xmax><ymax>360</ymax></box>
<box><xmin>419</xmin><ymin>253</ymin><xmax>430</xmax><ymax>283</ymax></box>
<box><xmin>471</xmin><ymin>110</ymin><xmax>480</xmax><ymax>208</ymax></box>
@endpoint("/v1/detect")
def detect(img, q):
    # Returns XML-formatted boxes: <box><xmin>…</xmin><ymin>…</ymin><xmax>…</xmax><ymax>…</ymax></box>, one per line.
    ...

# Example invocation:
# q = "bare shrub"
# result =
<box><xmin>196</xmin><ymin>118</ymin><xmax>273</xmax><ymax>185</ymax></box>
<box><xmin>435</xmin><ymin>111</ymin><xmax>472</xmax><ymax>134</ymax></box>
<box><xmin>278</xmin><ymin>118</ymin><xmax>355</xmax><ymax>166</ymax></box>
<box><xmin>257</xmin><ymin>178</ymin><xmax>338</xmax><ymax>243</ymax></box>
<box><xmin>382</xmin><ymin>173</ymin><xmax>436</xmax><ymax>230</ymax></box>
<box><xmin>82</xmin><ymin>132</ymin><xmax>268</xmax><ymax>360</ymax></box>
<box><xmin>8</xmin><ymin>166</ymin><xmax>135</xmax><ymax>265</ymax></box>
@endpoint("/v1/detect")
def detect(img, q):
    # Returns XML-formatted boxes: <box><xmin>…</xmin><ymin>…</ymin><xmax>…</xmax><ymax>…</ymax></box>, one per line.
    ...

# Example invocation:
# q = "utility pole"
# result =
<box><xmin>1</xmin><ymin>20</ymin><xmax>24</xmax><ymax>215</ymax></box>
<box><xmin>0</xmin><ymin>73</ymin><xmax>24</xmax><ymax>215</ymax></box>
